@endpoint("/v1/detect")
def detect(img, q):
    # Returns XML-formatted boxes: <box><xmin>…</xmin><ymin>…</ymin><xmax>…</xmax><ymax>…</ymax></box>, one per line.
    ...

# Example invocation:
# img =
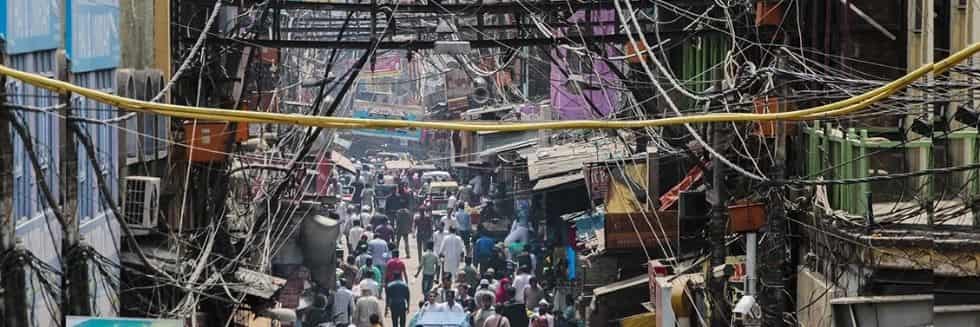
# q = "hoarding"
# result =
<box><xmin>350</xmin><ymin>100</ymin><xmax>423</xmax><ymax>142</ymax></box>
<box><xmin>67</xmin><ymin>316</ymin><xmax>182</xmax><ymax>327</ymax></box>
<box><xmin>66</xmin><ymin>0</ymin><xmax>120</xmax><ymax>72</ymax></box>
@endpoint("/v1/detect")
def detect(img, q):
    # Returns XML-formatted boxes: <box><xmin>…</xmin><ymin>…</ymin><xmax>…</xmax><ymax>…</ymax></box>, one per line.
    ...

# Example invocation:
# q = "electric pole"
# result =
<box><xmin>60</xmin><ymin>53</ymin><xmax>91</xmax><ymax>319</ymax></box>
<box><xmin>709</xmin><ymin>124</ymin><xmax>730</xmax><ymax>327</ymax></box>
<box><xmin>761</xmin><ymin>54</ymin><xmax>790</xmax><ymax>327</ymax></box>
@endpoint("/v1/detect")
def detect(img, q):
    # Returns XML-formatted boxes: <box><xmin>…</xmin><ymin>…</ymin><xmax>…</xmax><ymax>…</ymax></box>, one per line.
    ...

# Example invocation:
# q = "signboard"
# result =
<box><xmin>66</xmin><ymin>0</ymin><xmax>120</xmax><ymax>72</ymax></box>
<box><xmin>67</xmin><ymin>316</ymin><xmax>182</xmax><ymax>327</ymax></box>
<box><xmin>350</xmin><ymin>100</ymin><xmax>423</xmax><ymax>142</ymax></box>
<box><xmin>2</xmin><ymin>0</ymin><xmax>62</xmax><ymax>54</ymax></box>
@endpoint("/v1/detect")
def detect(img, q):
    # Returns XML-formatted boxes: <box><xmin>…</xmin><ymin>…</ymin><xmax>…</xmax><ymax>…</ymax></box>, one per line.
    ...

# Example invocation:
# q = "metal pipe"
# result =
<box><xmin>745</xmin><ymin>232</ymin><xmax>757</xmax><ymax>296</ymax></box>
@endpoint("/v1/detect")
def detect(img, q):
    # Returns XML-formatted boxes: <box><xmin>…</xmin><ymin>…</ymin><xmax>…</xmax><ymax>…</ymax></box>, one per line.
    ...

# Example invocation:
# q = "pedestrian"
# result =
<box><xmin>341</xmin><ymin>256</ymin><xmax>359</xmax><ymax>289</ymax></box>
<box><xmin>415</xmin><ymin>241</ymin><xmax>439</xmax><ymax>295</ymax></box>
<box><xmin>352</xmin><ymin>172</ymin><xmax>365</xmax><ymax>206</ymax></box>
<box><xmin>394</xmin><ymin>207</ymin><xmax>413</xmax><ymax>258</ymax></box>
<box><xmin>371</xmin><ymin>213</ymin><xmax>389</xmax><ymax>230</ymax></box>
<box><xmin>523</xmin><ymin>277</ymin><xmax>544</xmax><ymax>312</ymax></box>
<box><xmin>484</xmin><ymin>269</ymin><xmax>499</xmax><ymax>292</ymax></box>
<box><xmin>360</xmin><ymin>206</ymin><xmax>373</xmax><ymax>228</ymax></box>
<box><xmin>530</xmin><ymin>300</ymin><xmax>555</xmax><ymax>327</ymax></box>
<box><xmin>447</xmin><ymin>194</ymin><xmax>457</xmax><ymax>213</ymax></box>
<box><xmin>454</xmin><ymin>203</ymin><xmax>471</xmax><ymax>246</ymax></box>
<box><xmin>433</xmin><ymin>290</ymin><xmax>465</xmax><ymax>313</ymax></box>
<box><xmin>475</xmin><ymin>279</ymin><xmax>497</xmax><ymax>309</ymax></box>
<box><xmin>482</xmin><ymin>305</ymin><xmax>511</xmax><ymax>327</ymax></box>
<box><xmin>385</xmin><ymin>250</ymin><xmax>407</xmax><ymax>284</ymax></box>
<box><xmin>490</xmin><ymin>243</ymin><xmax>508</xmax><ymax>274</ymax></box>
<box><xmin>386</xmin><ymin>274</ymin><xmax>411</xmax><ymax>327</ymax></box>
<box><xmin>356</xmin><ymin>245</ymin><xmax>373</xmax><ymax>268</ymax></box>
<box><xmin>474</xmin><ymin>232</ymin><xmax>495</xmax><ymax>273</ymax></box>
<box><xmin>462</xmin><ymin>257</ymin><xmax>480</xmax><ymax>293</ymax></box>
<box><xmin>357</xmin><ymin>270</ymin><xmax>381</xmax><ymax>298</ymax></box>
<box><xmin>473</xmin><ymin>292</ymin><xmax>497</xmax><ymax>327</ymax></box>
<box><xmin>374</xmin><ymin>217</ymin><xmax>395</xmax><ymax>243</ymax></box>
<box><xmin>433</xmin><ymin>222</ymin><xmax>449</xmax><ymax>254</ymax></box>
<box><xmin>516</xmin><ymin>250</ymin><xmax>532</xmax><ymax>274</ymax></box>
<box><xmin>512</xmin><ymin>267</ymin><xmax>533</xmax><ymax>304</ymax></box>
<box><xmin>369</xmin><ymin>314</ymin><xmax>383</xmax><ymax>327</ymax></box>
<box><xmin>438</xmin><ymin>227</ymin><xmax>466</xmax><ymax>279</ymax></box>
<box><xmin>500</xmin><ymin>287</ymin><xmax>529</xmax><ymax>327</ymax></box>
<box><xmin>362</xmin><ymin>187</ymin><xmax>376</xmax><ymax>211</ymax></box>
<box><xmin>415</xmin><ymin>208</ymin><xmax>434</xmax><ymax>257</ymax></box>
<box><xmin>494</xmin><ymin>278</ymin><xmax>512</xmax><ymax>304</ymax></box>
<box><xmin>368</xmin><ymin>234</ymin><xmax>390</xmax><ymax>280</ymax></box>
<box><xmin>333</xmin><ymin>279</ymin><xmax>355</xmax><ymax>327</ymax></box>
<box><xmin>353</xmin><ymin>288</ymin><xmax>383</xmax><ymax>327</ymax></box>
<box><xmin>436</xmin><ymin>272</ymin><xmax>454</xmax><ymax>302</ymax></box>
<box><xmin>349</xmin><ymin>220</ymin><xmax>366</xmax><ymax>252</ymax></box>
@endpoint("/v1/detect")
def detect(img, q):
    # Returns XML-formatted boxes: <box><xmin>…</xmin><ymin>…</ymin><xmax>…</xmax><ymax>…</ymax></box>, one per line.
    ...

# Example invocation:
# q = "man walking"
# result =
<box><xmin>454</xmin><ymin>204</ymin><xmax>471</xmax><ymax>247</ymax></box>
<box><xmin>333</xmin><ymin>279</ymin><xmax>354</xmax><ymax>327</ymax></box>
<box><xmin>385</xmin><ymin>250</ymin><xmax>408</xmax><ymax>284</ymax></box>
<box><xmin>394</xmin><ymin>207</ymin><xmax>413</xmax><ymax>258</ymax></box>
<box><xmin>386</xmin><ymin>274</ymin><xmax>411</xmax><ymax>327</ymax></box>
<box><xmin>415</xmin><ymin>242</ymin><xmax>439</xmax><ymax>294</ymax></box>
<box><xmin>415</xmin><ymin>209</ymin><xmax>434</xmax><ymax>258</ymax></box>
<box><xmin>348</xmin><ymin>220</ymin><xmax>366</xmax><ymax>252</ymax></box>
<box><xmin>368</xmin><ymin>235</ymin><xmax>390</xmax><ymax>286</ymax></box>
<box><xmin>438</xmin><ymin>227</ymin><xmax>466</xmax><ymax>281</ymax></box>
<box><xmin>475</xmin><ymin>232</ymin><xmax>495</xmax><ymax>273</ymax></box>
<box><xmin>352</xmin><ymin>288</ymin><xmax>383</xmax><ymax>327</ymax></box>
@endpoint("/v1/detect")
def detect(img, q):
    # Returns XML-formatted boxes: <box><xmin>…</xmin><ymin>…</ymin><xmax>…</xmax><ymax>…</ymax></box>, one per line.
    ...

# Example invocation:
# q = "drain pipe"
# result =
<box><xmin>745</xmin><ymin>232</ymin><xmax>757</xmax><ymax>296</ymax></box>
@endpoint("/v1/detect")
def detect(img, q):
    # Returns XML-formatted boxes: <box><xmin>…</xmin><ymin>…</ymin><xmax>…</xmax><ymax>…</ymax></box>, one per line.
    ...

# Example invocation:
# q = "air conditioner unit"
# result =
<box><xmin>122</xmin><ymin>176</ymin><xmax>161</xmax><ymax>234</ymax></box>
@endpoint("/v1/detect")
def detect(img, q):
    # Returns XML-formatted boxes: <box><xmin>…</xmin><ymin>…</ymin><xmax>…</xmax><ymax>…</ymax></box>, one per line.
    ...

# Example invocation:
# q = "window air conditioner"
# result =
<box><xmin>122</xmin><ymin>176</ymin><xmax>161</xmax><ymax>234</ymax></box>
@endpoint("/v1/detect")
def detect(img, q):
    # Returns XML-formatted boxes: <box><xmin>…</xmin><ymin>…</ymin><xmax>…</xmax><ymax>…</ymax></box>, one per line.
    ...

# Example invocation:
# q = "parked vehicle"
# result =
<box><xmin>421</xmin><ymin>171</ymin><xmax>452</xmax><ymax>184</ymax></box>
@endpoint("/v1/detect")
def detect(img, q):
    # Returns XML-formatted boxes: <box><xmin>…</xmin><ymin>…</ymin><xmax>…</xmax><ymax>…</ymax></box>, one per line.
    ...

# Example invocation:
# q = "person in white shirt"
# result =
<box><xmin>432</xmin><ymin>290</ymin><xmax>465</xmax><ymax>313</ymax></box>
<box><xmin>432</xmin><ymin>223</ymin><xmax>449</xmax><ymax>253</ymax></box>
<box><xmin>357</xmin><ymin>272</ymin><xmax>380</xmax><ymax>299</ymax></box>
<box><xmin>511</xmin><ymin>267</ymin><xmax>532</xmax><ymax>304</ymax></box>
<box><xmin>352</xmin><ymin>287</ymin><xmax>384</xmax><ymax>327</ymax></box>
<box><xmin>440</xmin><ymin>213</ymin><xmax>458</xmax><ymax>231</ymax></box>
<box><xmin>360</xmin><ymin>207</ymin><xmax>373</xmax><ymax>228</ymax></box>
<box><xmin>348</xmin><ymin>220</ymin><xmax>366</xmax><ymax>252</ymax></box>
<box><xmin>438</xmin><ymin>227</ymin><xmax>466</xmax><ymax>280</ymax></box>
<box><xmin>447</xmin><ymin>195</ymin><xmax>457</xmax><ymax>213</ymax></box>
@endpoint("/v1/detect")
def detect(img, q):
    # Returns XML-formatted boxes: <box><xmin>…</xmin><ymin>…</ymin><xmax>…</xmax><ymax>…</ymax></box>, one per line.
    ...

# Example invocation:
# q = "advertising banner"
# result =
<box><xmin>351</xmin><ymin>100</ymin><xmax>423</xmax><ymax>142</ymax></box>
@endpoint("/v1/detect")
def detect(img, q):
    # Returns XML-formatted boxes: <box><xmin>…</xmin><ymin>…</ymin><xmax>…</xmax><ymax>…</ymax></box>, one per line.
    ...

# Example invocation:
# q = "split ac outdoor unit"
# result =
<box><xmin>122</xmin><ymin>176</ymin><xmax>161</xmax><ymax>234</ymax></box>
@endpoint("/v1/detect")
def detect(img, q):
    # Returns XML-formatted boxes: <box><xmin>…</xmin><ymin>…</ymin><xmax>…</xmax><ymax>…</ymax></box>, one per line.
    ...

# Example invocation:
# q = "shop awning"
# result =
<box><xmin>532</xmin><ymin>172</ymin><xmax>584</xmax><ymax>191</ymax></box>
<box><xmin>330</xmin><ymin>151</ymin><xmax>356</xmax><ymax>173</ymax></box>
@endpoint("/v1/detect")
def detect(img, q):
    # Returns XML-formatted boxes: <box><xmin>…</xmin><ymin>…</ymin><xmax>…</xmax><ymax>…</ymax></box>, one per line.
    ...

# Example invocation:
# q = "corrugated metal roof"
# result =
<box><xmin>331</xmin><ymin>151</ymin><xmax>356</xmax><ymax>173</ymax></box>
<box><xmin>533</xmin><ymin>172</ymin><xmax>585</xmax><ymax>191</ymax></box>
<box><xmin>593</xmin><ymin>274</ymin><xmax>648</xmax><ymax>296</ymax></box>
<box><xmin>526</xmin><ymin>139</ymin><xmax>628</xmax><ymax>181</ymax></box>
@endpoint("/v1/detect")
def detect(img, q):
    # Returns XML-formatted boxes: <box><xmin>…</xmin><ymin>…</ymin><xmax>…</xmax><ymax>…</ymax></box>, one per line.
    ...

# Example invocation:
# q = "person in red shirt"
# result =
<box><xmin>385</xmin><ymin>250</ymin><xmax>408</xmax><ymax>284</ymax></box>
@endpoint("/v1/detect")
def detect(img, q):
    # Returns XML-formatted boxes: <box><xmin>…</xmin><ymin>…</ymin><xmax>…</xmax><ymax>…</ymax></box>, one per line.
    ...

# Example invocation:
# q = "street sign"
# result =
<box><xmin>66</xmin><ymin>316</ymin><xmax>182</xmax><ymax>327</ymax></box>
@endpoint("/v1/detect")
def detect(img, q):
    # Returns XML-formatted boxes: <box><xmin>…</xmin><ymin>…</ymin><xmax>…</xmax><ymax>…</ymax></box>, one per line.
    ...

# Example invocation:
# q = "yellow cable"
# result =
<box><xmin>0</xmin><ymin>42</ymin><xmax>977</xmax><ymax>132</ymax></box>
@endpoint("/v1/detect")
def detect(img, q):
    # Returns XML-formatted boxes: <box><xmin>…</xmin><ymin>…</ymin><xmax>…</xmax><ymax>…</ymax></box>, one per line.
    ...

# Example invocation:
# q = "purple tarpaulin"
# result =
<box><xmin>550</xmin><ymin>10</ymin><xmax>620</xmax><ymax>120</ymax></box>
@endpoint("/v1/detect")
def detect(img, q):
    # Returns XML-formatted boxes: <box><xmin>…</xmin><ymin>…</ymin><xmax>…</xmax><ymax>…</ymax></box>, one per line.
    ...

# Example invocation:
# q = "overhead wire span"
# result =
<box><xmin>0</xmin><ymin>44</ymin><xmax>977</xmax><ymax>131</ymax></box>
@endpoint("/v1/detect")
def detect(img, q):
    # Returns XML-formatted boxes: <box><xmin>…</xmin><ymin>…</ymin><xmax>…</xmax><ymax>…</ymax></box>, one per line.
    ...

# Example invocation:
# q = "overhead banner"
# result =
<box><xmin>350</xmin><ymin>100</ymin><xmax>423</xmax><ymax>142</ymax></box>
